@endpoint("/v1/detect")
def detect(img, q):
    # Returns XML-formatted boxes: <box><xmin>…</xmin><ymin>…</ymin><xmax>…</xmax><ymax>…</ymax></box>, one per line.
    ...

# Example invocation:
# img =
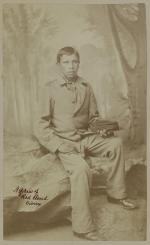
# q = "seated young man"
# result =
<box><xmin>34</xmin><ymin>46</ymin><xmax>137</xmax><ymax>241</ymax></box>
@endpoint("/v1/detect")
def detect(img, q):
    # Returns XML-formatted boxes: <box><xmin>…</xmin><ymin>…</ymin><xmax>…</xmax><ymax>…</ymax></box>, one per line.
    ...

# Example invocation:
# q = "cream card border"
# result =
<box><xmin>0</xmin><ymin>0</ymin><xmax>149</xmax><ymax>244</ymax></box>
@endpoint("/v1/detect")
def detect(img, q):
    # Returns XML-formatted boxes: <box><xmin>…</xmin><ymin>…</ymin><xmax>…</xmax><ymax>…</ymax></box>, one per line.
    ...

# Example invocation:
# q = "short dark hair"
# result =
<box><xmin>56</xmin><ymin>46</ymin><xmax>80</xmax><ymax>64</ymax></box>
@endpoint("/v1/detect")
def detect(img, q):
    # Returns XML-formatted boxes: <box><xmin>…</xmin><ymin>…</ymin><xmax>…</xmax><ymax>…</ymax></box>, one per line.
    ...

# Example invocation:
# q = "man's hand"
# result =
<box><xmin>58</xmin><ymin>143</ymin><xmax>77</xmax><ymax>154</ymax></box>
<box><xmin>97</xmin><ymin>129</ymin><xmax>114</xmax><ymax>138</ymax></box>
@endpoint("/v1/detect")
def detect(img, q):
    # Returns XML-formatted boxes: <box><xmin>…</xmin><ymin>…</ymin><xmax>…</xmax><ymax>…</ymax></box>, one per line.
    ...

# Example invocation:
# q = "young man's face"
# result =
<box><xmin>59</xmin><ymin>53</ymin><xmax>79</xmax><ymax>80</ymax></box>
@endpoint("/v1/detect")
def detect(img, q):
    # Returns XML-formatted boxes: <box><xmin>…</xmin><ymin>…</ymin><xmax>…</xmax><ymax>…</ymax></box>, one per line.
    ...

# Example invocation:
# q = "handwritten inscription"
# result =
<box><xmin>13</xmin><ymin>186</ymin><xmax>48</xmax><ymax>206</ymax></box>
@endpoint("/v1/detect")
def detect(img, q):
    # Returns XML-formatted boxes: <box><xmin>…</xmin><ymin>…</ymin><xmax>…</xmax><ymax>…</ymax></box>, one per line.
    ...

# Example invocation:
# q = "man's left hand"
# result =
<box><xmin>97</xmin><ymin>129</ymin><xmax>114</xmax><ymax>138</ymax></box>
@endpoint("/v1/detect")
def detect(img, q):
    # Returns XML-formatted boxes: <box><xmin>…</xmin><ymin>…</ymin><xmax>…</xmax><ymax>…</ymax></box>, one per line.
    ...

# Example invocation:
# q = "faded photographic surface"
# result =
<box><xmin>3</xmin><ymin>3</ymin><xmax>147</xmax><ymax>241</ymax></box>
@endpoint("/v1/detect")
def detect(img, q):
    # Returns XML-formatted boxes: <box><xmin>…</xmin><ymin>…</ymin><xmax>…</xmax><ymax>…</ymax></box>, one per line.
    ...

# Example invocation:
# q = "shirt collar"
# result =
<box><xmin>59</xmin><ymin>77</ymin><xmax>78</xmax><ymax>86</ymax></box>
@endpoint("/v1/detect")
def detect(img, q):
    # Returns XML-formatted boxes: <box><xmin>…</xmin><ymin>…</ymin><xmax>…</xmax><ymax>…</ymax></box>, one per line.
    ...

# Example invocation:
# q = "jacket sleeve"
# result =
<box><xmin>88</xmin><ymin>84</ymin><xmax>100</xmax><ymax>126</ymax></box>
<box><xmin>33</xmin><ymin>85</ymin><xmax>63</xmax><ymax>153</ymax></box>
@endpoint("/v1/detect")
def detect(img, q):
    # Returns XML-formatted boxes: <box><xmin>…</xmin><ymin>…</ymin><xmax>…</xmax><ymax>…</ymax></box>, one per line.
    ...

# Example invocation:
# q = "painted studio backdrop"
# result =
<box><xmin>3</xmin><ymin>3</ymin><xmax>146</xmax><ymax>144</ymax></box>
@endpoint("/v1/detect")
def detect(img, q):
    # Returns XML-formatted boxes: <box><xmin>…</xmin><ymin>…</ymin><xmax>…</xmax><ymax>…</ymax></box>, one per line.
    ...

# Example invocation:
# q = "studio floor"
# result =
<box><xmin>4</xmin><ymin>194</ymin><xmax>146</xmax><ymax>241</ymax></box>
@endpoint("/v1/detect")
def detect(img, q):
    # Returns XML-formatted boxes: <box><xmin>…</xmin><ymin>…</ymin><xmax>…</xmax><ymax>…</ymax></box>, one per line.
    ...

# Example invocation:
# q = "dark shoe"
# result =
<box><xmin>74</xmin><ymin>231</ymin><xmax>99</xmax><ymax>241</ymax></box>
<box><xmin>107</xmin><ymin>195</ymin><xmax>138</xmax><ymax>210</ymax></box>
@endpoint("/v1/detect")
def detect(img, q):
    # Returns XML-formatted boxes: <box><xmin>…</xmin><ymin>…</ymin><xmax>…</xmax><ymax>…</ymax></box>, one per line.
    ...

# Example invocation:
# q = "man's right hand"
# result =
<box><xmin>58</xmin><ymin>143</ymin><xmax>77</xmax><ymax>154</ymax></box>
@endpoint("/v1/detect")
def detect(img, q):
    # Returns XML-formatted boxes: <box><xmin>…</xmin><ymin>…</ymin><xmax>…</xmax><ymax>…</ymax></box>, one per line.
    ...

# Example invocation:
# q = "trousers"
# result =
<box><xmin>57</xmin><ymin>134</ymin><xmax>126</xmax><ymax>234</ymax></box>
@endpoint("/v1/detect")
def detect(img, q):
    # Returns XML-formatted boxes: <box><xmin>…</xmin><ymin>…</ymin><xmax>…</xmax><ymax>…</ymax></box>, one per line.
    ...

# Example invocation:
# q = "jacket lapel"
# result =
<box><xmin>73</xmin><ymin>77</ymin><xmax>87</xmax><ymax>115</ymax></box>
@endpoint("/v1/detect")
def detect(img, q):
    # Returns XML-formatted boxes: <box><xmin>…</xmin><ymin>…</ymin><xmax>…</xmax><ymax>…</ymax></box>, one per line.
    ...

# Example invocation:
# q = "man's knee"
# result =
<box><xmin>110</xmin><ymin>136</ymin><xmax>122</xmax><ymax>149</ymax></box>
<box><xmin>106</xmin><ymin>137</ymin><xmax>123</xmax><ymax>159</ymax></box>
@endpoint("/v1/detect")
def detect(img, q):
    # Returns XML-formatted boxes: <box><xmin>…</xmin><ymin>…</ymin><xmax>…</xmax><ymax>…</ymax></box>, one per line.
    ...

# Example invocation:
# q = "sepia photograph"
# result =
<box><xmin>2</xmin><ymin>1</ymin><xmax>147</xmax><ymax>241</ymax></box>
